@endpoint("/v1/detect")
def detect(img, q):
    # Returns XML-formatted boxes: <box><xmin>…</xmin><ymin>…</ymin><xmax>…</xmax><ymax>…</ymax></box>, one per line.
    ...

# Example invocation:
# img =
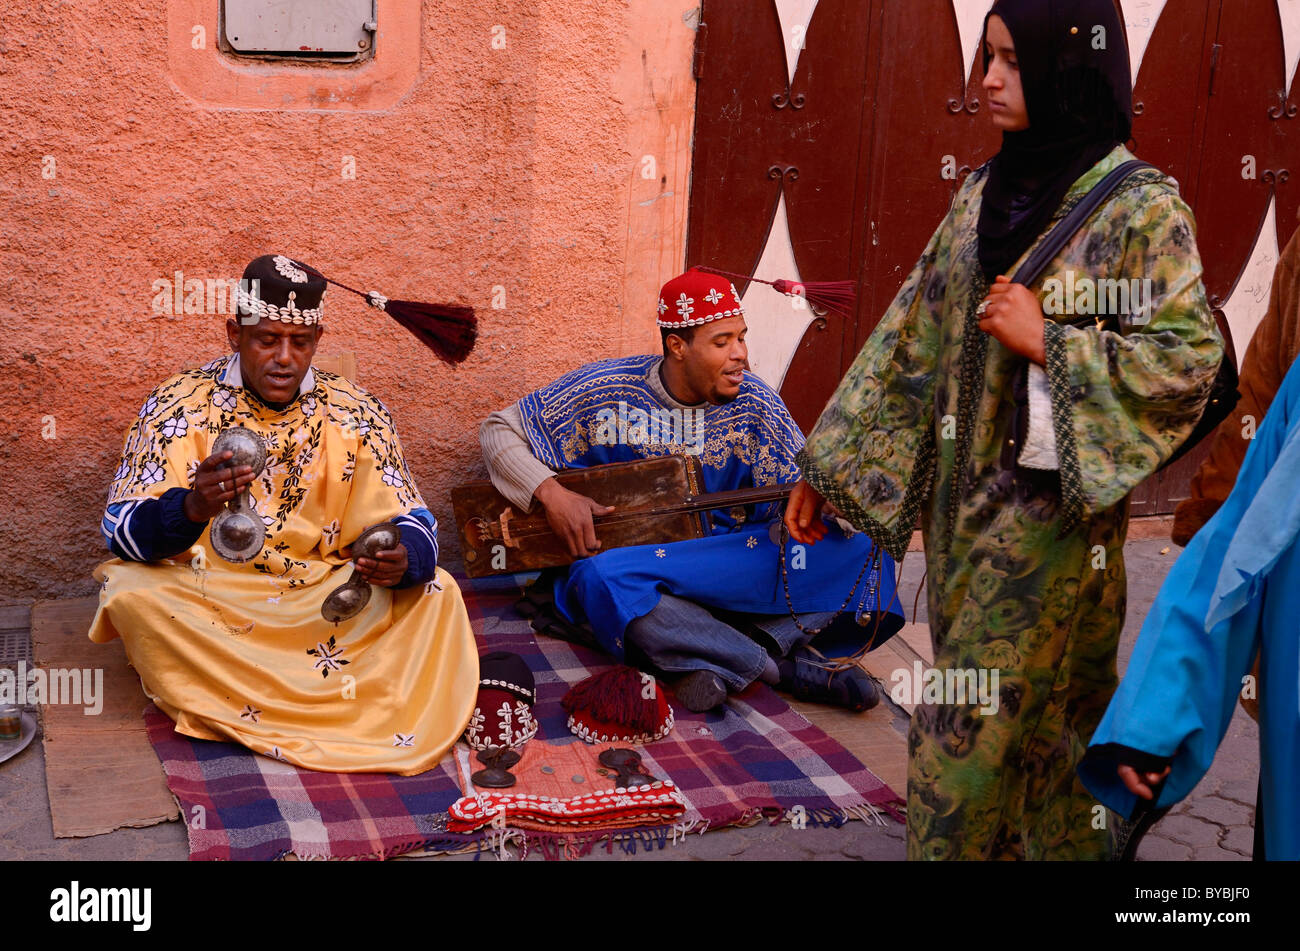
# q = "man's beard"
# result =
<box><xmin>709</xmin><ymin>384</ymin><xmax>740</xmax><ymax>406</ymax></box>
<box><xmin>245</xmin><ymin>375</ymin><xmax>299</xmax><ymax>411</ymax></box>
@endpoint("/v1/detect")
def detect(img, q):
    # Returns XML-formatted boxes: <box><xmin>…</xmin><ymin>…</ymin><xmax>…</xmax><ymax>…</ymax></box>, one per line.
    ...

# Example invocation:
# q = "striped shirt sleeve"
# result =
<box><xmin>393</xmin><ymin>507</ymin><xmax>439</xmax><ymax>589</ymax></box>
<box><xmin>101</xmin><ymin>487</ymin><xmax>206</xmax><ymax>562</ymax></box>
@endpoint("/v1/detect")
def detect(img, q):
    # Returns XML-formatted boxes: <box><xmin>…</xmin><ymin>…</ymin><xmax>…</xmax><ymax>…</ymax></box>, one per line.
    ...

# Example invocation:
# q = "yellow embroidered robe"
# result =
<box><xmin>89</xmin><ymin>355</ymin><xmax>479</xmax><ymax>774</ymax></box>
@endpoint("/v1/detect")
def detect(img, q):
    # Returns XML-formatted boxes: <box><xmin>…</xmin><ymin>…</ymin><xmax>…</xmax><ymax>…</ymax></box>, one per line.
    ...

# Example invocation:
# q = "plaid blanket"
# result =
<box><xmin>145</xmin><ymin>574</ymin><xmax>903</xmax><ymax>860</ymax></box>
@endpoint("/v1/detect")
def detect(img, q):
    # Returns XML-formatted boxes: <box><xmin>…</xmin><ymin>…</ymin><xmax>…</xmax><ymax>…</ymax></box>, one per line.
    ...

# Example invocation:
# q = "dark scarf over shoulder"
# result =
<box><xmin>977</xmin><ymin>0</ymin><xmax>1134</xmax><ymax>280</ymax></box>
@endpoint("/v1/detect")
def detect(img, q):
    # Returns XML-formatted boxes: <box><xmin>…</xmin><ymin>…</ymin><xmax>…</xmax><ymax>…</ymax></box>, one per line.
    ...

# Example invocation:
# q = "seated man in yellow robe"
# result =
<box><xmin>89</xmin><ymin>254</ymin><xmax>478</xmax><ymax>775</ymax></box>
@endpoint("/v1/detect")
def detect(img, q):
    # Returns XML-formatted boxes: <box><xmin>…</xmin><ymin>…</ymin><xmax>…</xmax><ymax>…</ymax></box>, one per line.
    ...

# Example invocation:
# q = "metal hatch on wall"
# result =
<box><xmin>222</xmin><ymin>0</ymin><xmax>377</xmax><ymax>60</ymax></box>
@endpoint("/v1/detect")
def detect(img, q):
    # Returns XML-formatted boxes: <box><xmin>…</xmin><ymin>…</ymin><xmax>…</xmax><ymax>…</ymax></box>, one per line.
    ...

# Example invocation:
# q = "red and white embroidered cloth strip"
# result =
<box><xmin>447</xmin><ymin>780</ymin><xmax>686</xmax><ymax>833</ymax></box>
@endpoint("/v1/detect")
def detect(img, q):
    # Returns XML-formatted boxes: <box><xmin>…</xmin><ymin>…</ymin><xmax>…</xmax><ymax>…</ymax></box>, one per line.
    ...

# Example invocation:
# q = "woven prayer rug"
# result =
<box><xmin>144</xmin><ymin>573</ymin><xmax>903</xmax><ymax>860</ymax></box>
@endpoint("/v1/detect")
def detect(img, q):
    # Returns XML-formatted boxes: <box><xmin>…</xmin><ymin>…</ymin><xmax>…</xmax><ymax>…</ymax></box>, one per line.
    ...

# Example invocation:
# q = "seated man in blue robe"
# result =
<box><xmin>479</xmin><ymin>267</ymin><xmax>903</xmax><ymax>712</ymax></box>
<box><xmin>1077</xmin><ymin>354</ymin><xmax>1300</xmax><ymax>861</ymax></box>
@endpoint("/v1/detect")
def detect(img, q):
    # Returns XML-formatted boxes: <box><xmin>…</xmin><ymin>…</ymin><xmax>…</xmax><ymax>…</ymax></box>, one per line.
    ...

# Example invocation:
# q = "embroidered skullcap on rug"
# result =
<box><xmin>236</xmin><ymin>254</ymin><xmax>327</xmax><ymax>326</ymax></box>
<box><xmin>561</xmin><ymin>665</ymin><xmax>674</xmax><ymax>745</ymax></box>
<box><xmin>463</xmin><ymin>651</ymin><xmax>538</xmax><ymax>751</ymax></box>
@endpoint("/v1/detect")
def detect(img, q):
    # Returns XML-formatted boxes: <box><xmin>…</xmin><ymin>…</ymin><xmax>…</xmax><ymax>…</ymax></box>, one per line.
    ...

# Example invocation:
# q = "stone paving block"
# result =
<box><xmin>1156</xmin><ymin>814</ymin><xmax>1222</xmax><ymax>849</ymax></box>
<box><xmin>1136</xmin><ymin>836</ymin><xmax>1193</xmax><ymax>861</ymax></box>
<box><xmin>685</xmin><ymin>827</ymin><xmax>754</xmax><ymax>860</ymax></box>
<box><xmin>1214</xmin><ymin>773</ymin><xmax>1260</xmax><ymax>807</ymax></box>
<box><xmin>742</xmin><ymin>835</ymin><xmax>814</xmax><ymax>861</ymax></box>
<box><xmin>840</xmin><ymin>830</ymin><xmax>906</xmax><ymax>861</ymax></box>
<box><xmin>1185</xmin><ymin>795</ymin><xmax>1253</xmax><ymax>828</ymax></box>
<box><xmin>1220</xmin><ymin>826</ymin><xmax>1255</xmax><ymax>857</ymax></box>
<box><xmin>880</xmin><ymin>820</ymin><xmax>906</xmax><ymax>839</ymax></box>
<box><xmin>1193</xmin><ymin>844</ymin><xmax>1246</xmax><ymax>862</ymax></box>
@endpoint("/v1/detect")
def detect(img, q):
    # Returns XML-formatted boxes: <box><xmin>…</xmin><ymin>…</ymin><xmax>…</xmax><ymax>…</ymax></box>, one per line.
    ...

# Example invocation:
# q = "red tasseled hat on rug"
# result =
<box><xmin>560</xmin><ymin>665</ymin><xmax>674</xmax><ymax>745</ymax></box>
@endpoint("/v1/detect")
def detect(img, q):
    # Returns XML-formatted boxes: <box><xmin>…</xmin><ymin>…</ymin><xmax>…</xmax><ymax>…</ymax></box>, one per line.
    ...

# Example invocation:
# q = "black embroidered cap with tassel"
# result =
<box><xmin>294</xmin><ymin>261</ymin><xmax>478</xmax><ymax>365</ymax></box>
<box><xmin>693</xmin><ymin>265</ymin><xmax>857</xmax><ymax>319</ymax></box>
<box><xmin>235</xmin><ymin>254</ymin><xmax>328</xmax><ymax>325</ymax></box>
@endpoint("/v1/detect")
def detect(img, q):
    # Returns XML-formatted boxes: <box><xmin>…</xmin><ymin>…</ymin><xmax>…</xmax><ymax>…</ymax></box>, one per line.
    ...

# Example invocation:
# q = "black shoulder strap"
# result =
<box><xmin>1010</xmin><ymin>159</ymin><xmax>1155</xmax><ymax>287</ymax></box>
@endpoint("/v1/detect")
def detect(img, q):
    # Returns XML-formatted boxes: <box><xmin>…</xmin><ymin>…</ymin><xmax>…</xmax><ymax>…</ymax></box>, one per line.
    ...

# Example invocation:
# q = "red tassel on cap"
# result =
<box><xmin>695</xmin><ymin>265</ymin><xmax>857</xmax><ymax>319</ymax></box>
<box><xmin>299</xmin><ymin>265</ymin><xmax>478</xmax><ymax>365</ymax></box>
<box><xmin>561</xmin><ymin>665</ymin><xmax>662</xmax><ymax>736</ymax></box>
<box><xmin>368</xmin><ymin>295</ymin><xmax>477</xmax><ymax>365</ymax></box>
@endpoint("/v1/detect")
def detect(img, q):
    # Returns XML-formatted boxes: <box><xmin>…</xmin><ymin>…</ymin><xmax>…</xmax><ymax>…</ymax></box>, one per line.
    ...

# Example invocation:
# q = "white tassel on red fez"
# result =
<box><xmin>299</xmin><ymin>265</ymin><xmax>477</xmax><ymax>365</ymax></box>
<box><xmin>694</xmin><ymin>265</ymin><xmax>857</xmax><ymax>319</ymax></box>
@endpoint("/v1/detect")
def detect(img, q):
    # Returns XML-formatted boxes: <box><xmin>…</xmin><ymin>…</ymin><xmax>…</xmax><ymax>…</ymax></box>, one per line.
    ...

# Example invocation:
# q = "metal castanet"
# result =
<box><xmin>209</xmin><ymin>426</ymin><xmax>268</xmax><ymax>563</ymax></box>
<box><xmin>451</xmin><ymin>455</ymin><xmax>796</xmax><ymax>578</ymax></box>
<box><xmin>320</xmin><ymin>521</ymin><xmax>402</xmax><ymax>623</ymax></box>
<box><xmin>471</xmin><ymin>747</ymin><xmax>522</xmax><ymax>789</ymax></box>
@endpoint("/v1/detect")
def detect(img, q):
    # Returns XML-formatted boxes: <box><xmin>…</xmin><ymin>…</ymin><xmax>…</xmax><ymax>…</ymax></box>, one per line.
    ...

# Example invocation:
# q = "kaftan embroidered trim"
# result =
<box><xmin>796</xmin><ymin>436</ymin><xmax>934</xmax><ymax>564</ymax></box>
<box><xmin>1043</xmin><ymin>321</ymin><xmax>1085</xmax><ymax>534</ymax></box>
<box><xmin>947</xmin><ymin>277</ymin><xmax>991</xmax><ymax>550</ymax></box>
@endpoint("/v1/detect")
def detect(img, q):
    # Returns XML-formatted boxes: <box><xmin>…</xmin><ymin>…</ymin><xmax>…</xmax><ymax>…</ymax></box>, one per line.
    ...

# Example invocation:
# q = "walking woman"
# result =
<box><xmin>785</xmin><ymin>0</ymin><xmax>1224</xmax><ymax>859</ymax></box>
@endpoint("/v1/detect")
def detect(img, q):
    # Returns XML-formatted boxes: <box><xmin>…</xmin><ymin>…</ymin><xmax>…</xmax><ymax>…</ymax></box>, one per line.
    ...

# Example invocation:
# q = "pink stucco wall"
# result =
<box><xmin>0</xmin><ymin>1</ymin><xmax>699</xmax><ymax>604</ymax></box>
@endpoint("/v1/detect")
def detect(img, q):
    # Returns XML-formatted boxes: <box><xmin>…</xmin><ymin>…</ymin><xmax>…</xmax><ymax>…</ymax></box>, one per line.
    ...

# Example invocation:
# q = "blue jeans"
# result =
<box><xmin>624</xmin><ymin>593</ymin><xmax>834</xmax><ymax>691</ymax></box>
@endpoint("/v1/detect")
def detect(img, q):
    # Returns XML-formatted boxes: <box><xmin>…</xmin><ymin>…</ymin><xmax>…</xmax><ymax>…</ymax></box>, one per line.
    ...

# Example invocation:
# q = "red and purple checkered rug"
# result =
<box><xmin>145</xmin><ymin>575</ymin><xmax>903</xmax><ymax>860</ymax></box>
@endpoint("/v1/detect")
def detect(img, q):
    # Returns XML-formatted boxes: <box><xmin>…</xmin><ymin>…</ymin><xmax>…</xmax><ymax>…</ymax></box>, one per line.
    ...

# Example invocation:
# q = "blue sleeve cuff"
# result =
<box><xmin>393</xmin><ymin>510</ymin><xmax>440</xmax><ymax>589</ymax></box>
<box><xmin>159</xmin><ymin>488</ymin><xmax>208</xmax><ymax>543</ymax></box>
<box><xmin>104</xmin><ymin>488</ymin><xmax>206</xmax><ymax>562</ymax></box>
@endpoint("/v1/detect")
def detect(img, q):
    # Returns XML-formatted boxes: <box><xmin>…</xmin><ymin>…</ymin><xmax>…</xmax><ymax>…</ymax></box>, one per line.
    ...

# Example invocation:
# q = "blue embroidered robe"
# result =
<box><xmin>516</xmin><ymin>355</ymin><xmax>901</xmax><ymax>659</ymax></box>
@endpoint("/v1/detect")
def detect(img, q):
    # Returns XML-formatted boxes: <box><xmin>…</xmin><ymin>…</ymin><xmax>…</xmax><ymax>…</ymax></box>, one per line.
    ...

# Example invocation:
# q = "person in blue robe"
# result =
<box><xmin>1078</xmin><ymin>355</ymin><xmax>1300</xmax><ymax>860</ymax></box>
<box><xmin>480</xmin><ymin>268</ymin><xmax>904</xmax><ymax>712</ymax></box>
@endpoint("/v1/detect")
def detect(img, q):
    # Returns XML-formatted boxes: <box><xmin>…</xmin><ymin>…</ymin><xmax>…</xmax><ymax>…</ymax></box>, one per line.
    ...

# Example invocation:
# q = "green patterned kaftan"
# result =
<box><xmin>798</xmin><ymin>146</ymin><xmax>1224</xmax><ymax>859</ymax></box>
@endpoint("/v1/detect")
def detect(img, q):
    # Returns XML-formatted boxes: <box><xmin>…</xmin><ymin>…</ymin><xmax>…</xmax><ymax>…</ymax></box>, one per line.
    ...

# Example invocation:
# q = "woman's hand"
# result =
<box><xmin>1117</xmin><ymin>763</ymin><xmax>1172</xmax><ymax>801</ymax></box>
<box><xmin>978</xmin><ymin>275</ymin><xmax>1047</xmax><ymax>365</ymax></box>
<box><xmin>784</xmin><ymin>480</ymin><xmax>830</xmax><ymax>545</ymax></box>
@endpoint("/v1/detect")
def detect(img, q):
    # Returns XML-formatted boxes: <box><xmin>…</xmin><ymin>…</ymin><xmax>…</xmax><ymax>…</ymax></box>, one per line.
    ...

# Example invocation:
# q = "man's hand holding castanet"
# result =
<box><xmin>344</xmin><ymin>544</ymin><xmax>409</xmax><ymax>588</ymax></box>
<box><xmin>184</xmin><ymin>450</ymin><xmax>257</xmax><ymax>524</ymax></box>
<box><xmin>534</xmin><ymin>476</ymin><xmax>615</xmax><ymax>558</ymax></box>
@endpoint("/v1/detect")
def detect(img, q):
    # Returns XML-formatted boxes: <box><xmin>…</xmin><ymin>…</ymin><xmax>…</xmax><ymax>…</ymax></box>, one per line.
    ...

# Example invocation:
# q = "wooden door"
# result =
<box><xmin>687</xmin><ymin>0</ymin><xmax>1298</xmax><ymax>514</ymax></box>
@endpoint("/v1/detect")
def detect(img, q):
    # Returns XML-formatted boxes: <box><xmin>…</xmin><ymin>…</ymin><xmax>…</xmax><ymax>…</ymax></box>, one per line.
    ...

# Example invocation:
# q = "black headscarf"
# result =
<box><xmin>977</xmin><ymin>0</ymin><xmax>1134</xmax><ymax>280</ymax></box>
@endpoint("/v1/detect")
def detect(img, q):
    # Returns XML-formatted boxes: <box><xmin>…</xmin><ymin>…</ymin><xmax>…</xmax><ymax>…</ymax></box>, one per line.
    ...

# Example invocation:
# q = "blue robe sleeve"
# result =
<box><xmin>393</xmin><ymin>508</ymin><xmax>439</xmax><ymax>589</ymax></box>
<box><xmin>1078</xmin><ymin>359</ymin><xmax>1300</xmax><ymax>819</ymax></box>
<box><xmin>101</xmin><ymin>487</ymin><xmax>206</xmax><ymax>562</ymax></box>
